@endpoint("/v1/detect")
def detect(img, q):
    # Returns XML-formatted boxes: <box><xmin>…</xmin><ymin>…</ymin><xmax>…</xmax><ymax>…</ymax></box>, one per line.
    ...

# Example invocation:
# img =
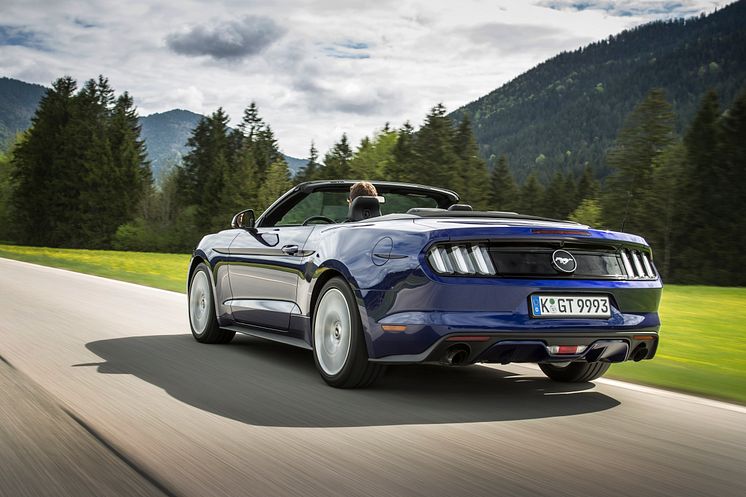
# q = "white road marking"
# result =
<box><xmin>492</xmin><ymin>363</ymin><xmax>746</xmax><ymax>414</ymax></box>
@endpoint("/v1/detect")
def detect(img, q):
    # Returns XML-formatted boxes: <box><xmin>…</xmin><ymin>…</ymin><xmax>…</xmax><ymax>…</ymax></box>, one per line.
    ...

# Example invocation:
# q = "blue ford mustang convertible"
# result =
<box><xmin>187</xmin><ymin>180</ymin><xmax>661</xmax><ymax>388</ymax></box>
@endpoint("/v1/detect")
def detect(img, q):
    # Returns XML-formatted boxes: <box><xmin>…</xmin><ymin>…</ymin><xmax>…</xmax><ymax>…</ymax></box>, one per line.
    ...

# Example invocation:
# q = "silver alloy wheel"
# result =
<box><xmin>314</xmin><ymin>288</ymin><xmax>352</xmax><ymax>376</ymax></box>
<box><xmin>189</xmin><ymin>270</ymin><xmax>211</xmax><ymax>335</ymax></box>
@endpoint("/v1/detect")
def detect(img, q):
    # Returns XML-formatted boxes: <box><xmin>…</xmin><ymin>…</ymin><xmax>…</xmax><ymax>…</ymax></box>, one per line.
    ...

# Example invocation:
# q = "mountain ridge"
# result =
<box><xmin>3</xmin><ymin>1</ymin><xmax>745</xmax><ymax>184</ymax></box>
<box><xmin>450</xmin><ymin>0</ymin><xmax>746</xmax><ymax>182</ymax></box>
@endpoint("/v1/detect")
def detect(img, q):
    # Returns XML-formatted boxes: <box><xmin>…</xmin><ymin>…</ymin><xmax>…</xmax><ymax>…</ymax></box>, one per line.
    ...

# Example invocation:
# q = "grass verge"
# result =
<box><xmin>1</xmin><ymin>244</ymin><xmax>744</xmax><ymax>404</ymax></box>
<box><xmin>0</xmin><ymin>243</ymin><xmax>190</xmax><ymax>293</ymax></box>
<box><xmin>607</xmin><ymin>285</ymin><xmax>746</xmax><ymax>404</ymax></box>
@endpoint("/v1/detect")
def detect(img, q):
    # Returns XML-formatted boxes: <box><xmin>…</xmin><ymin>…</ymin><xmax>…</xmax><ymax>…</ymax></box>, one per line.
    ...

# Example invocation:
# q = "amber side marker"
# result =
<box><xmin>445</xmin><ymin>335</ymin><xmax>491</xmax><ymax>342</ymax></box>
<box><xmin>633</xmin><ymin>335</ymin><xmax>656</xmax><ymax>341</ymax></box>
<box><xmin>381</xmin><ymin>325</ymin><xmax>407</xmax><ymax>332</ymax></box>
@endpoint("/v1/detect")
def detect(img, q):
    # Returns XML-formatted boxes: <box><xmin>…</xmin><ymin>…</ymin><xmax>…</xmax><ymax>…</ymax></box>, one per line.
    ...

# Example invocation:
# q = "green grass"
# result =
<box><xmin>1</xmin><ymin>243</ymin><xmax>745</xmax><ymax>404</ymax></box>
<box><xmin>607</xmin><ymin>285</ymin><xmax>746</xmax><ymax>404</ymax></box>
<box><xmin>0</xmin><ymin>244</ymin><xmax>190</xmax><ymax>293</ymax></box>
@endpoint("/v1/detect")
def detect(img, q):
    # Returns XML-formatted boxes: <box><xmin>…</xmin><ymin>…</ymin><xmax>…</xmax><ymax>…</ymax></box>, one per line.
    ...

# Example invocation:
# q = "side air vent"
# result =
<box><xmin>620</xmin><ymin>248</ymin><xmax>657</xmax><ymax>279</ymax></box>
<box><xmin>427</xmin><ymin>244</ymin><xmax>496</xmax><ymax>275</ymax></box>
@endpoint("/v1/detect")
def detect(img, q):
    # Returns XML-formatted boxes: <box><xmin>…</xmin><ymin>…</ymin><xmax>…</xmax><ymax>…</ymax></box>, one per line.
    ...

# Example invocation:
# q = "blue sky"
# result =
<box><xmin>0</xmin><ymin>0</ymin><xmax>728</xmax><ymax>156</ymax></box>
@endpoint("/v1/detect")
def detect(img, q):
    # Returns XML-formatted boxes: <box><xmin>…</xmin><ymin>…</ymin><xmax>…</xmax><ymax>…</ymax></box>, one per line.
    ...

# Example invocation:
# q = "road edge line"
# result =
<box><xmin>495</xmin><ymin>363</ymin><xmax>746</xmax><ymax>414</ymax></box>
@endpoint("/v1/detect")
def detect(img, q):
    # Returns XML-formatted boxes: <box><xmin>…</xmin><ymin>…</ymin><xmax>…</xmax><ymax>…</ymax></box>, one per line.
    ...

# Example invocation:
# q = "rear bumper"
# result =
<box><xmin>359</xmin><ymin>272</ymin><xmax>662</xmax><ymax>361</ymax></box>
<box><xmin>369</xmin><ymin>330</ymin><xmax>659</xmax><ymax>365</ymax></box>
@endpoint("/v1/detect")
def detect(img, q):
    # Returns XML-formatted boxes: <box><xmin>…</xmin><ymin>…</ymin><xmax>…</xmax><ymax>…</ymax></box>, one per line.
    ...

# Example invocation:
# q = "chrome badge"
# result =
<box><xmin>551</xmin><ymin>249</ymin><xmax>577</xmax><ymax>274</ymax></box>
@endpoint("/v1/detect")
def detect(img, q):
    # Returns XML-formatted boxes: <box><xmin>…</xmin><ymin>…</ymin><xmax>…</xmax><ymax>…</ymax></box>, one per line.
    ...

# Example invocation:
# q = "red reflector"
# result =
<box><xmin>531</xmin><ymin>229</ymin><xmax>591</xmax><ymax>236</ymax></box>
<box><xmin>557</xmin><ymin>345</ymin><xmax>580</xmax><ymax>354</ymax></box>
<box><xmin>633</xmin><ymin>335</ymin><xmax>655</xmax><ymax>341</ymax></box>
<box><xmin>445</xmin><ymin>335</ymin><xmax>491</xmax><ymax>342</ymax></box>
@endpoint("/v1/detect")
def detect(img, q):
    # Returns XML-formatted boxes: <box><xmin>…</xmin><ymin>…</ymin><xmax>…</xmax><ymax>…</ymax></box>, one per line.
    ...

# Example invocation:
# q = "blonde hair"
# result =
<box><xmin>349</xmin><ymin>181</ymin><xmax>378</xmax><ymax>201</ymax></box>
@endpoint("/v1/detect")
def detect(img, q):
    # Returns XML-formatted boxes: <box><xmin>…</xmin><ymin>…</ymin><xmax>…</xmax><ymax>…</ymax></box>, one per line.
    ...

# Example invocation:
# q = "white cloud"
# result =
<box><xmin>0</xmin><ymin>0</ymin><xmax>731</xmax><ymax>157</ymax></box>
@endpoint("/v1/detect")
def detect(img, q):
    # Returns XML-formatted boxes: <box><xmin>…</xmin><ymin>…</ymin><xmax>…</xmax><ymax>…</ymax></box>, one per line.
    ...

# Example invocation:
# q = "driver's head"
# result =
<box><xmin>349</xmin><ymin>181</ymin><xmax>377</xmax><ymax>203</ymax></box>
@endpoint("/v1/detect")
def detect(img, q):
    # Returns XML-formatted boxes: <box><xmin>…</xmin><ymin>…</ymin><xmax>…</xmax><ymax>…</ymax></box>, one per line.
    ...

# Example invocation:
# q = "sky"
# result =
<box><xmin>0</xmin><ymin>0</ymin><xmax>729</xmax><ymax>158</ymax></box>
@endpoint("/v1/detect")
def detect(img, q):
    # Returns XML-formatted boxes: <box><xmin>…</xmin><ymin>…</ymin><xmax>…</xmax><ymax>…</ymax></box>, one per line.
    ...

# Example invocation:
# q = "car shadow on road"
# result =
<box><xmin>79</xmin><ymin>334</ymin><xmax>620</xmax><ymax>427</ymax></box>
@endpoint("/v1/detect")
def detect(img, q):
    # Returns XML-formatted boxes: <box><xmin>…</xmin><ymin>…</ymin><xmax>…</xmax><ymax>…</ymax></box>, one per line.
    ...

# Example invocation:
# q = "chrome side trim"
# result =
<box><xmin>224</xmin><ymin>299</ymin><xmax>298</xmax><ymax>313</ymax></box>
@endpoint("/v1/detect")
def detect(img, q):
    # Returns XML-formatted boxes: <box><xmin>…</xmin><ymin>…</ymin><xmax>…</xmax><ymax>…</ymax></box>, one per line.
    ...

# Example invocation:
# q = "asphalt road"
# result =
<box><xmin>1</xmin><ymin>257</ymin><xmax>744</xmax><ymax>497</ymax></box>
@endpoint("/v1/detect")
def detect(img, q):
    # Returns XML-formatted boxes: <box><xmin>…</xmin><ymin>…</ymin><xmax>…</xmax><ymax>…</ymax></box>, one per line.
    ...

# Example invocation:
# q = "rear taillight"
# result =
<box><xmin>621</xmin><ymin>248</ymin><xmax>656</xmax><ymax>279</ymax></box>
<box><xmin>426</xmin><ymin>244</ymin><xmax>496</xmax><ymax>275</ymax></box>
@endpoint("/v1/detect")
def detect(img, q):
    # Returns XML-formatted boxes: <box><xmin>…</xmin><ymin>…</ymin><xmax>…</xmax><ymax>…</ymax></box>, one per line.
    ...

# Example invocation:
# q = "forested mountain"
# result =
<box><xmin>450</xmin><ymin>0</ymin><xmax>746</xmax><ymax>182</ymax></box>
<box><xmin>0</xmin><ymin>77</ymin><xmax>304</xmax><ymax>180</ymax></box>
<box><xmin>0</xmin><ymin>77</ymin><xmax>47</xmax><ymax>148</ymax></box>
<box><xmin>138</xmin><ymin>109</ymin><xmax>202</xmax><ymax>180</ymax></box>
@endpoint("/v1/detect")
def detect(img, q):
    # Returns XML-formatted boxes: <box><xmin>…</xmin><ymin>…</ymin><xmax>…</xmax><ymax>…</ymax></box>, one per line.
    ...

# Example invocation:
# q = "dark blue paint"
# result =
<box><xmin>189</xmin><ymin>193</ymin><xmax>662</xmax><ymax>364</ymax></box>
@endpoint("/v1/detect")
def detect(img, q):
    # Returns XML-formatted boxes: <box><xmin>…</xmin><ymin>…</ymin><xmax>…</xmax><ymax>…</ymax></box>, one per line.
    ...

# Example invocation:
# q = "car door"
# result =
<box><xmin>226</xmin><ymin>226</ymin><xmax>314</xmax><ymax>330</ymax></box>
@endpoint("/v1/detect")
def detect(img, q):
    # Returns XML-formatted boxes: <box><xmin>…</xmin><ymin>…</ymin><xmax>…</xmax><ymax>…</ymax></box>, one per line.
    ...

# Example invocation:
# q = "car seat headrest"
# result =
<box><xmin>348</xmin><ymin>196</ymin><xmax>382</xmax><ymax>221</ymax></box>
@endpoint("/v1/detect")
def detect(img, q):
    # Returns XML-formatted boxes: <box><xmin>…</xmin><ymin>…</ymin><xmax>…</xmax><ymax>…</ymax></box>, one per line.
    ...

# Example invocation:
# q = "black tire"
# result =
<box><xmin>539</xmin><ymin>361</ymin><xmax>610</xmax><ymax>382</ymax></box>
<box><xmin>188</xmin><ymin>263</ymin><xmax>235</xmax><ymax>344</ymax></box>
<box><xmin>312</xmin><ymin>277</ymin><xmax>385</xmax><ymax>388</ymax></box>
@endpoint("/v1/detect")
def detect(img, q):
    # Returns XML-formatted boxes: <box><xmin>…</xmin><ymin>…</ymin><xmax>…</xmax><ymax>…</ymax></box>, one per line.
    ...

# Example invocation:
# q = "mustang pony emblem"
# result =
<box><xmin>551</xmin><ymin>249</ymin><xmax>577</xmax><ymax>273</ymax></box>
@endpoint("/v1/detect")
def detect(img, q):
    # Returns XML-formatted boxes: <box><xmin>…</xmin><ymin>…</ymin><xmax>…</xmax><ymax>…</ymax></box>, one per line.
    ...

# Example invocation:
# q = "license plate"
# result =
<box><xmin>530</xmin><ymin>295</ymin><xmax>611</xmax><ymax>318</ymax></box>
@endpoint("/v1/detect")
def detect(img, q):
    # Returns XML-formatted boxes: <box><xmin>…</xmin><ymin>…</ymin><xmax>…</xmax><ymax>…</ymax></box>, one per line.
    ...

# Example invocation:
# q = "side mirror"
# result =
<box><xmin>231</xmin><ymin>209</ymin><xmax>255</xmax><ymax>230</ymax></box>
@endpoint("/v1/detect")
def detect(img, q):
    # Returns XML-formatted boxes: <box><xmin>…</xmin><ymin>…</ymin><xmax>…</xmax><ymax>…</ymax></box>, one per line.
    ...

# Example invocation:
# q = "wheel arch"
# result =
<box><xmin>187</xmin><ymin>255</ymin><xmax>206</xmax><ymax>290</ymax></box>
<box><xmin>187</xmin><ymin>253</ymin><xmax>226</xmax><ymax>324</ymax></box>
<box><xmin>308</xmin><ymin>266</ymin><xmax>375</xmax><ymax>359</ymax></box>
<box><xmin>309</xmin><ymin>268</ymin><xmax>345</xmax><ymax>318</ymax></box>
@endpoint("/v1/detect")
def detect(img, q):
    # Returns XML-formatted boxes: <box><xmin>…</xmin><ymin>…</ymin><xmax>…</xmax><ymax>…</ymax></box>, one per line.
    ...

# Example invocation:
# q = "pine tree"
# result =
<box><xmin>253</xmin><ymin>124</ymin><xmax>282</xmax><ymax>175</ymax></box>
<box><xmin>453</xmin><ymin>115</ymin><xmax>490</xmax><ymax>209</ymax></box>
<box><xmin>108</xmin><ymin>91</ymin><xmax>152</xmax><ymax>227</ymax></box>
<box><xmin>177</xmin><ymin>117</ymin><xmax>210</xmax><ymax>207</ymax></box>
<box><xmin>489</xmin><ymin>155</ymin><xmax>518</xmax><ymax>211</ymax></box>
<box><xmin>350</xmin><ymin>136</ymin><xmax>373</xmax><ymax>179</ymax></box>
<box><xmin>239</xmin><ymin>102</ymin><xmax>262</xmax><ymax>141</ymax></box>
<box><xmin>540</xmin><ymin>172</ymin><xmax>567</xmax><ymax>218</ymax></box>
<box><xmin>717</xmin><ymin>89</ymin><xmax>746</xmax><ymax>285</ymax></box>
<box><xmin>0</xmin><ymin>147</ymin><xmax>14</xmax><ymax>241</ymax></box>
<box><xmin>601</xmin><ymin>88</ymin><xmax>675</xmax><ymax>233</ymax></box>
<box><xmin>258</xmin><ymin>159</ymin><xmax>292</xmax><ymax>211</ymax></box>
<box><xmin>237</xmin><ymin>102</ymin><xmax>281</xmax><ymax>177</ymax></box>
<box><xmin>413</xmin><ymin>104</ymin><xmax>461</xmax><ymax>192</ymax></box>
<box><xmin>561</xmin><ymin>172</ymin><xmax>578</xmax><ymax>218</ymax></box>
<box><xmin>11</xmin><ymin>76</ymin><xmax>150</xmax><ymax>248</ymax></box>
<box><xmin>519</xmin><ymin>173</ymin><xmax>544</xmax><ymax>214</ymax></box>
<box><xmin>648</xmin><ymin>143</ymin><xmax>685</xmax><ymax>279</ymax></box>
<box><xmin>576</xmin><ymin>164</ymin><xmax>600</xmax><ymax>203</ymax></box>
<box><xmin>178</xmin><ymin>108</ymin><xmax>231</xmax><ymax>233</ymax></box>
<box><xmin>321</xmin><ymin>134</ymin><xmax>353</xmax><ymax>179</ymax></box>
<box><xmin>73</xmin><ymin>77</ymin><xmax>117</xmax><ymax>246</ymax></box>
<box><xmin>386</xmin><ymin>122</ymin><xmax>416</xmax><ymax>181</ymax></box>
<box><xmin>11</xmin><ymin>76</ymin><xmax>78</xmax><ymax>245</ymax></box>
<box><xmin>218</xmin><ymin>128</ymin><xmax>260</xmax><ymax>227</ymax></box>
<box><xmin>296</xmin><ymin>141</ymin><xmax>319</xmax><ymax>183</ymax></box>
<box><xmin>675</xmin><ymin>90</ymin><xmax>724</xmax><ymax>283</ymax></box>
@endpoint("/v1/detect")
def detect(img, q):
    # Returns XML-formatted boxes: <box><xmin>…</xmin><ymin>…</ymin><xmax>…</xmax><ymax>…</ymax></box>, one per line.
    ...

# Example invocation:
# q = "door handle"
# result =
<box><xmin>281</xmin><ymin>244</ymin><xmax>299</xmax><ymax>255</ymax></box>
